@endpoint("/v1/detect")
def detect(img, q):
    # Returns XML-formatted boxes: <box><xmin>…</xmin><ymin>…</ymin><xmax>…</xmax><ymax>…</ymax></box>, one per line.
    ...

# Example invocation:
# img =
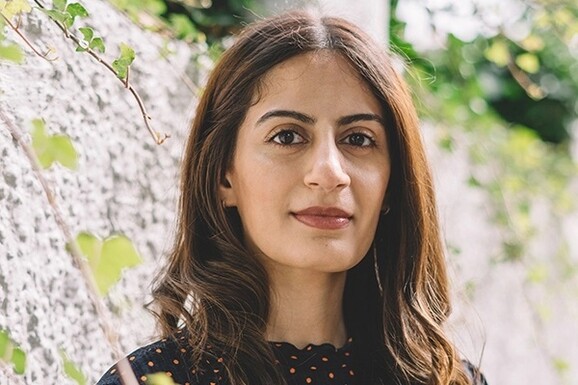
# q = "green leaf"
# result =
<box><xmin>516</xmin><ymin>53</ymin><xmax>540</xmax><ymax>74</ymax></box>
<box><xmin>76</xmin><ymin>232</ymin><xmax>103</xmax><ymax>271</ymax></box>
<box><xmin>112</xmin><ymin>43</ymin><xmax>135</xmax><ymax>80</ymax></box>
<box><xmin>485</xmin><ymin>40</ymin><xmax>510</xmax><ymax>67</ymax></box>
<box><xmin>53</xmin><ymin>0</ymin><xmax>67</xmax><ymax>11</ymax></box>
<box><xmin>89</xmin><ymin>37</ymin><xmax>105</xmax><ymax>53</ymax></box>
<box><xmin>66</xmin><ymin>3</ymin><xmax>88</xmax><ymax>18</ymax></box>
<box><xmin>169</xmin><ymin>14</ymin><xmax>199</xmax><ymax>41</ymax></box>
<box><xmin>11</xmin><ymin>348</ymin><xmax>26</xmax><ymax>375</ymax></box>
<box><xmin>147</xmin><ymin>372</ymin><xmax>178</xmax><ymax>385</ymax></box>
<box><xmin>42</xmin><ymin>8</ymin><xmax>71</xmax><ymax>25</ymax></box>
<box><xmin>61</xmin><ymin>351</ymin><xmax>87</xmax><ymax>385</ymax></box>
<box><xmin>64</xmin><ymin>2</ymin><xmax>88</xmax><ymax>27</ymax></box>
<box><xmin>0</xmin><ymin>330</ymin><xmax>9</xmax><ymax>359</ymax></box>
<box><xmin>0</xmin><ymin>330</ymin><xmax>26</xmax><ymax>375</ymax></box>
<box><xmin>75</xmin><ymin>232</ymin><xmax>142</xmax><ymax>296</ymax></box>
<box><xmin>0</xmin><ymin>43</ymin><xmax>24</xmax><ymax>63</ymax></box>
<box><xmin>51</xmin><ymin>135</ymin><xmax>78</xmax><ymax>169</ymax></box>
<box><xmin>0</xmin><ymin>0</ymin><xmax>32</xmax><ymax>19</ymax></box>
<box><xmin>78</xmin><ymin>26</ymin><xmax>93</xmax><ymax>42</ymax></box>
<box><xmin>30</xmin><ymin>119</ymin><xmax>78</xmax><ymax>170</ymax></box>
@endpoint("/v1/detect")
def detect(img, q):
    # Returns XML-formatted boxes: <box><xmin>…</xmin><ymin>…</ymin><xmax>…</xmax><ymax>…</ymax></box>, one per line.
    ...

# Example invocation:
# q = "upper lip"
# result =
<box><xmin>292</xmin><ymin>206</ymin><xmax>353</xmax><ymax>218</ymax></box>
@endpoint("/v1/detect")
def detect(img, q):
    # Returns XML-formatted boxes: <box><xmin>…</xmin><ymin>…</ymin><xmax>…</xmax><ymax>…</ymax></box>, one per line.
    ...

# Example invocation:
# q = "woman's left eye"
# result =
<box><xmin>343</xmin><ymin>133</ymin><xmax>375</xmax><ymax>147</ymax></box>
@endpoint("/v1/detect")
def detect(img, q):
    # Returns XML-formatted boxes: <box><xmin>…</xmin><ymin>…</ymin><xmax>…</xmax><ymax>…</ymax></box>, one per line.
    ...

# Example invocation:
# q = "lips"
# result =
<box><xmin>292</xmin><ymin>206</ymin><xmax>352</xmax><ymax>230</ymax></box>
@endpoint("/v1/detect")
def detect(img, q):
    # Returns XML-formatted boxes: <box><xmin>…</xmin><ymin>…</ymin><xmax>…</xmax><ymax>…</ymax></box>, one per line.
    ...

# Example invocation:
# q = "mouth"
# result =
<box><xmin>291</xmin><ymin>206</ymin><xmax>352</xmax><ymax>230</ymax></box>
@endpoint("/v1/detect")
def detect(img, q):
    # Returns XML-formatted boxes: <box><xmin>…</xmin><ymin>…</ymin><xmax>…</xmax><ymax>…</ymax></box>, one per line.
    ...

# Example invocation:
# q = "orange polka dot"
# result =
<box><xmin>140</xmin><ymin>375</ymin><xmax>147</xmax><ymax>381</ymax></box>
<box><xmin>147</xmin><ymin>361</ymin><xmax>154</xmax><ymax>367</ymax></box>
<box><xmin>214</xmin><ymin>369</ymin><xmax>220</xmax><ymax>373</ymax></box>
<box><xmin>217</xmin><ymin>357</ymin><xmax>224</xmax><ymax>363</ymax></box>
<box><xmin>173</xmin><ymin>359</ymin><xmax>179</xmax><ymax>364</ymax></box>
<box><xmin>310</xmin><ymin>366</ymin><xmax>317</xmax><ymax>371</ymax></box>
<box><xmin>166</xmin><ymin>372</ymin><xmax>172</xmax><ymax>377</ymax></box>
<box><xmin>180</xmin><ymin>348</ymin><xmax>186</xmax><ymax>353</ymax></box>
<box><xmin>155</xmin><ymin>348</ymin><xmax>162</xmax><ymax>353</ymax></box>
<box><xmin>289</xmin><ymin>368</ymin><xmax>296</xmax><ymax>374</ymax></box>
<box><xmin>321</xmin><ymin>356</ymin><xmax>329</xmax><ymax>362</ymax></box>
<box><xmin>306</xmin><ymin>378</ymin><xmax>312</xmax><ymax>384</ymax></box>
<box><xmin>341</xmin><ymin>363</ymin><xmax>347</xmax><ymax>368</ymax></box>
<box><xmin>210</xmin><ymin>382</ymin><xmax>216</xmax><ymax>385</ymax></box>
<box><xmin>290</xmin><ymin>355</ymin><xmax>298</xmax><ymax>360</ymax></box>
<box><xmin>110</xmin><ymin>368</ymin><xmax>116</xmax><ymax>374</ymax></box>
<box><xmin>129</xmin><ymin>356</ymin><xmax>136</xmax><ymax>361</ymax></box>
<box><xmin>349</xmin><ymin>370</ymin><xmax>355</xmax><ymax>376</ymax></box>
<box><xmin>344</xmin><ymin>352</ymin><xmax>350</xmax><ymax>357</ymax></box>
<box><xmin>306</xmin><ymin>345</ymin><xmax>312</xmax><ymax>351</ymax></box>
<box><xmin>329</xmin><ymin>372</ymin><xmax>334</xmax><ymax>379</ymax></box>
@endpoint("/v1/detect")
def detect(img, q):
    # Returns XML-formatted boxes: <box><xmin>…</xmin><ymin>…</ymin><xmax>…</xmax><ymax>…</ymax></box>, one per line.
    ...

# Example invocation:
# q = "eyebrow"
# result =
<box><xmin>256</xmin><ymin>109</ymin><xmax>384</xmax><ymax>127</ymax></box>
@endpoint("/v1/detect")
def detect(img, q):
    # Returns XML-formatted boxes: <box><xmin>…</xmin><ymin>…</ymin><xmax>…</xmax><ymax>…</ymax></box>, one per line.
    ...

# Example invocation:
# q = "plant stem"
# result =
<box><xmin>0</xmin><ymin>107</ymin><xmax>140</xmax><ymax>385</ymax></box>
<box><xmin>32</xmin><ymin>0</ymin><xmax>169</xmax><ymax>144</ymax></box>
<box><xmin>1</xmin><ymin>13</ymin><xmax>57</xmax><ymax>61</ymax></box>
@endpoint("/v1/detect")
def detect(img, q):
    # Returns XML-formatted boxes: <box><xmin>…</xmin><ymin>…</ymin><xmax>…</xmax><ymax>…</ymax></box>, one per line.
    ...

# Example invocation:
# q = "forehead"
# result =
<box><xmin>255</xmin><ymin>51</ymin><xmax>372</xmax><ymax>101</ymax></box>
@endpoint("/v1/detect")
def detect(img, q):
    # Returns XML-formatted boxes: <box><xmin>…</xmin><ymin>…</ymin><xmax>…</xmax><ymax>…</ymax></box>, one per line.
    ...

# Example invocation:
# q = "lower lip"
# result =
<box><xmin>292</xmin><ymin>214</ymin><xmax>351</xmax><ymax>230</ymax></box>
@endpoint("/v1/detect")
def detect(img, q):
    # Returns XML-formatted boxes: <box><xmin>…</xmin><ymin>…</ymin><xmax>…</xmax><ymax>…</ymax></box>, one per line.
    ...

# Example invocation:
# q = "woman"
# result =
<box><xmin>98</xmin><ymin>10</ymin><xmax>486</xmax><ymax>385</ymax></box>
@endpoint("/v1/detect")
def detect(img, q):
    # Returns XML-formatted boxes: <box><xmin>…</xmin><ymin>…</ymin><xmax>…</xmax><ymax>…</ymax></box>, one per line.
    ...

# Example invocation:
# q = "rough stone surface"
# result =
<box><xmin>0</xmin><ymin>1</ymin><xmax>198</xmax><ymax>384</ymax></box>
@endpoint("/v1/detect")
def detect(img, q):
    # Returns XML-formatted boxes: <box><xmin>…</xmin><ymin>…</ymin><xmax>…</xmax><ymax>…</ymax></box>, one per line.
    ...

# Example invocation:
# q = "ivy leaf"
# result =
<box><xmin>64</xmin><ymin>2</ymin><xmax>88</xmax><ymax>28</ymax></box>
<box><xmin>89</xmin><ymin>37</ymin><xmax>105</xmax><ymax>53</ymax></box>
<box><xmin>75</xmin><ymin>232</ymin><xmax>142</xmax><ymax>296</ymax></box>
<box><xmin>78</xmin><ymin>26</ymin><xmax>94</xmax><ymax>42</ymax></box>
<box><xmin>61</xmin><ymin>351</ymin><xmax>87</xmax><ymax>385</ymax></box>
<box><xmin>516</xmin><ymin>53</ymin><xmax>540</xmax><ymax>74</ymax></box>
<box><xmin>31</xmin><ymin>119</ymin><xmax>78</xmax><ymax>170</ymax></box>
<box><xmin>42</xmin><ymin>8</ymin><xmax>71</xmax><ymax>26</ymax></box>
<box><xmin>0</xmin><ymin>329</ymin><xmax>26</xmax><ymax>375</ymax></box>
<box><xmin>112</xmin><ymin>43</ymin><xmax>135</xmax><ymax>80</ymax></box>
<box><xmin>0</xmin><ymin>0</ymin><xmax>32</xmax><ymax>19</ymax></box>
<box><xmin>147</xmin><ymin>373</ymin><xmax>178</xmax><ymax>385</ymax></box>
<box><xmin>0</xmin><ymin>43</ymin><xmax>24</xmax><ymax>63</ymax></box>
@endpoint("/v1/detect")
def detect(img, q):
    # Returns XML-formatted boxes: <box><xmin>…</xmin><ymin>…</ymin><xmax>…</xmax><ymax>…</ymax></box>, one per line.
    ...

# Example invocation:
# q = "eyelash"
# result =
<box><xmin>268</xmin><ymin>129</ymin><xmax>377</xmax><ymax>148</ymax></box>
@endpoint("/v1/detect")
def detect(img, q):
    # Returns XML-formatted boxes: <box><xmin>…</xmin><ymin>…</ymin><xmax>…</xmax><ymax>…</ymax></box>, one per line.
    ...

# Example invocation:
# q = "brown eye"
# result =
<box><xmin>272</xmin><ymin>130</ymin><xmax>305</xmax><ymax>145</ymax></box>
<box><xmin>345</xmin><ymin>133</ymin><xmax>374</xmax><ymax>147</ymax></box>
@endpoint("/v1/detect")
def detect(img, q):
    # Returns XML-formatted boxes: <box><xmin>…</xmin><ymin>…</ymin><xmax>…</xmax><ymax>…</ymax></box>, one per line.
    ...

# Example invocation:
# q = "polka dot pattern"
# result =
<box><xmin>96</xmin><ymin>332</ymin><xmax>357</xmax><ymax>385</ymax></box>
<box><xmin>272</xmin><ymin>338</ymin><xmax>356</xmax><ymax>385</ymax></box>
<box><xmin>95</xmin><ymin>332</ymin><xmax>488</xmax><ymax>385</ymax></box>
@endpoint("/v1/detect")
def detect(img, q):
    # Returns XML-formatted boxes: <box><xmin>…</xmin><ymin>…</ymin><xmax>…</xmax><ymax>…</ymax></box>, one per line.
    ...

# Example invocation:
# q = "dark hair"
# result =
<box><xmin>151</xmin><ymin>10</ymin><xmax>471</xmax><ymax>385</ymax></box>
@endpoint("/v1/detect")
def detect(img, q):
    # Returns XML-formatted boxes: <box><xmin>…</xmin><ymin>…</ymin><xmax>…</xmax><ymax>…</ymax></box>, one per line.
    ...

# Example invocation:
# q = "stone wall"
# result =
<box><xmin>0</xmin><ymin>1</ymin><xmax>198</xmax><ymax>383</ymax></box>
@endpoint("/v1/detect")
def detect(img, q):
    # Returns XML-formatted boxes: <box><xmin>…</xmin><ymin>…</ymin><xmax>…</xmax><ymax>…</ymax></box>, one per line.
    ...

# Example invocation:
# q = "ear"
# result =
<box><xmin>219</xmin><ymin>170</ymin><xmax>237</xmax><ymax>208</ymax></box>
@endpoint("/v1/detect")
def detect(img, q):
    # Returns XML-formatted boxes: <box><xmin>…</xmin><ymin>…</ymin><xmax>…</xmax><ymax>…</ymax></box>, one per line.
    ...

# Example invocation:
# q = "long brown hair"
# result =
<box><xmin>151</xmin><ymin>10</ymin><xmax>471</xmax><ymax>385</ymax></box>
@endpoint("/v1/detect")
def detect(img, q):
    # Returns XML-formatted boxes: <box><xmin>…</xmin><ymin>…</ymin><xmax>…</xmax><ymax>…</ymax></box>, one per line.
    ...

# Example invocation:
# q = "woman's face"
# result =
<box><xmin>220</xmin><ymin>52</ymin><xmax>390</xmax><ymax>274</ymax></box>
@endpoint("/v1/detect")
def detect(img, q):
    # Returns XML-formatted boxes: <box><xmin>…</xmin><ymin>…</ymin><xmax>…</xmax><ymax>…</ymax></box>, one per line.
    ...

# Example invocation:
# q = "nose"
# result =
<box><xmin>303</xmin><ymin>139</ymin><xmax>351</xmax><ymax>191</ymax></box>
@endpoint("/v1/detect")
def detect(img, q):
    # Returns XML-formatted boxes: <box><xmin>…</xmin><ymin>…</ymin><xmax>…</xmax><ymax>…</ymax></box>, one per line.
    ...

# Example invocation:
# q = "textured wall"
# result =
<box><xmin>0</xmin><ymin>1</ymin><xmax>199</xmax><ymax>383</ymax></box>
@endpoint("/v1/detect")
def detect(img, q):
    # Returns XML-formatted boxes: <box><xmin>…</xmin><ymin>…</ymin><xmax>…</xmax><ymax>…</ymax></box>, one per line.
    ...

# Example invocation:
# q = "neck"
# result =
<box><xmin>265</xmin><ymin>267</ymin><xmax>348</xmax><ymax>349</ymax></box>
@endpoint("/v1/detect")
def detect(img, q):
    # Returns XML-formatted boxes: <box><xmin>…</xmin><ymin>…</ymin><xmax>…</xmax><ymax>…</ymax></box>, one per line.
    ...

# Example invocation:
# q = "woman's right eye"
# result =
<box><xmin>271</xmin><ymin>130</ymin><xmax>306</xmax><ymax>145</ymax></box>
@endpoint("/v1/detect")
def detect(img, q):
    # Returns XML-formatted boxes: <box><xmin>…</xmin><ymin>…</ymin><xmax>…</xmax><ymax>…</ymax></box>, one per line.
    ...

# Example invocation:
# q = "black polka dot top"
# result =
<box><xmin>96</xmin><ymin>331</ymin><xmax>488</xmax><ymax>385</ymax></box>
<box><xmin>96</xmin><ymin>331</ymin><xmax>358</xmax><ymax>385</ymax></box>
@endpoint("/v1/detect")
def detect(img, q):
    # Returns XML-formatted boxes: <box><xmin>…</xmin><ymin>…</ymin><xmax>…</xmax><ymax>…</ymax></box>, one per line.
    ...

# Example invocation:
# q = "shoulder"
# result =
<box><xmin>462</xmin><ymin>360</ymin><xmax>489</xmax><ymax>385</ymax></box>
<box><xmin>95</xmin><ymin>333</ymin><xmax>227</xmax><ymax>385</ymax></box>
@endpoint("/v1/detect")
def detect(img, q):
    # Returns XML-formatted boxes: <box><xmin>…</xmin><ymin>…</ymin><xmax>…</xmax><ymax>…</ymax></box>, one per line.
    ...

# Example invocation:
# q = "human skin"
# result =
<box><xmin>219</xmin><ymin>51</ymin><xmax>391</xmax><ymax>347</ymax></box>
